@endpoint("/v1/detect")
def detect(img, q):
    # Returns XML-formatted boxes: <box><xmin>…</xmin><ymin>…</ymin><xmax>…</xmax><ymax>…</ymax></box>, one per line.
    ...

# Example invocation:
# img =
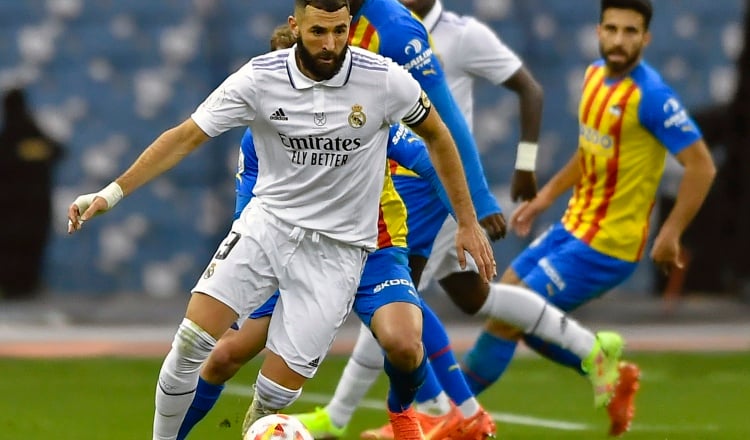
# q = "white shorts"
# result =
<box><xmin>418</xmin><ymin>216</ymin><xmax>478</xmax><ymax>291</ymax></box>
<box><xmin>192</xmin><ymin>199</ymin><xmax>367</xmax><ymax>377</ymax></box>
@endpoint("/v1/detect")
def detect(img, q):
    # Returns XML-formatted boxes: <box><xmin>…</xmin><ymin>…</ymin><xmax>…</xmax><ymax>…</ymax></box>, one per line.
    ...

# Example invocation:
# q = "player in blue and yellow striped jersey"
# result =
<box><xmin>348</xmin><ymin>0</ymin><xmax>510</xmax><ymax>236</ymax></box>
<box><xmin>465</xmin><ymin>0</ymin><xmax>716</xmax><ymax>436</ymax></box>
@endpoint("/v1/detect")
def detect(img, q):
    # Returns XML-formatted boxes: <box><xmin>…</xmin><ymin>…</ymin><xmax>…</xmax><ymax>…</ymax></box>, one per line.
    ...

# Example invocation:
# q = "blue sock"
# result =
<box><xmin>462</xmin><ymin>331</ymin><xmax>517</xmax><ymax>395</ymax></box>
<box><xmin>384</xmin><ymin>352</ymin><xmax>427</xmax><ymax>413</ymax></box>
<box><xmin>176</xmin><ymin>377</ymin><xmax>225</xmax><ymax>440</ymax></box>
<box><xmin>419</xmin><ymin>301</ymin><xmax>474</xmax><ymax>406</ymax></box>
<box><xmin>414</xmin><ymin>361</ymin><xmax>442</xmax><ymax>402</ymax></box>
<box><xmin>523</xmin><ymin>333</ymin><xmax>585</xmax><ymax>375</ymax></box>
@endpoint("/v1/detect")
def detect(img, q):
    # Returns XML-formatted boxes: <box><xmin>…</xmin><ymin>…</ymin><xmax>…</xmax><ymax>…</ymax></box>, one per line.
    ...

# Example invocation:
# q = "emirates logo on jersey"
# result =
<box><xmin>348</xmin><ymin>104</ymin><xmax>366</xmax><ymax>128</ymax></box>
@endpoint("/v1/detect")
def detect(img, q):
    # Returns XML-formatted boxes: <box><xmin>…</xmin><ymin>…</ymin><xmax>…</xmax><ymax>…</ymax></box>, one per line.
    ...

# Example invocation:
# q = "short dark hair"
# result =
<box><xmin>270</xmin><ymin>24</ymin><xmax>296</xmax><ymax>51</ymax></box>
<box><xmin>601</xmin><ymin>0</ymin><xmax>653</xmax><ymax>29</ymax></box>
<box><xmin>294</xmin><ymin>0</ymin><xmax>350</xmax><ymax>13</ymax></box>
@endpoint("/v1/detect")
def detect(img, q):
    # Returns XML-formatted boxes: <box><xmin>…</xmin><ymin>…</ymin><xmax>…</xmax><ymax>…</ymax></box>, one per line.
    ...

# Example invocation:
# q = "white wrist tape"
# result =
<box><xmin>96</xmin><ymin>181</ymin><xmax>124</xmax><ymax>209</ymax></box>
<box><xmin>514</xmin><ymin>141</ymin><xmax>538</xmax><ymax>171</ymax></box>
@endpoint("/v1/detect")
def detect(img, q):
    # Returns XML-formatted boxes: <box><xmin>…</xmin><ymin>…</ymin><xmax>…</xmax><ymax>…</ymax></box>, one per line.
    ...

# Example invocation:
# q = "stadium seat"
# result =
<box><xmin>5</xmin><ymin>0</ymin><xmax>742</xmax><ymax>294</ymax></box>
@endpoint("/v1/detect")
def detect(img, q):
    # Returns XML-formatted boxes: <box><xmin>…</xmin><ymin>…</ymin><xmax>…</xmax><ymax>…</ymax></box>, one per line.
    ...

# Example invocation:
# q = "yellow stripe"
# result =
<box><xmin>379</xmin><ymin>170</ymin><xmax>408</xmax><ymax>248</ymax></box>
<box><xmin>350</xmin><ymin>18</ymin><xmax>380</xmax><ymax>53</ymax></box>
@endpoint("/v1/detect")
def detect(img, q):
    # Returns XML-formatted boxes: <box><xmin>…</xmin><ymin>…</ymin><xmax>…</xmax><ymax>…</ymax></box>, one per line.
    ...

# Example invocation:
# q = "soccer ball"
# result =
<box><xmin>243</xmin><ymin>414</ymin><xmax>313</xmax><ymax>440</ymax></box>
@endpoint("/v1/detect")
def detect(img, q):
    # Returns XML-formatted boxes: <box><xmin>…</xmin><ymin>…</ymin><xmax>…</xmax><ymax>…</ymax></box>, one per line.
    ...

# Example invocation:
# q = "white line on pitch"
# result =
<box><xmin>226</xmin><ymin>385</ymin><xmax>722</xmax><ymax>433</ymax></box>
<box><xmin>226</xmin><ymin>385</ymin><xmax>591</xmax><ymax>431</ymax></box>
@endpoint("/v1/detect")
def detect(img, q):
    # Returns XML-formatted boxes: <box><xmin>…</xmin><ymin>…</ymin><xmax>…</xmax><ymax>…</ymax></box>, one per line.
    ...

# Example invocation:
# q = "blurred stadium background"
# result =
<box><xmin>2</xmin><ymin>4</ymin><xmax>749</xmax><ymax>438</ymax></box>
<box><xmin>1</xmin><ymin>0</ymin><xmax>749</xmax><ymax>317</ymax></box>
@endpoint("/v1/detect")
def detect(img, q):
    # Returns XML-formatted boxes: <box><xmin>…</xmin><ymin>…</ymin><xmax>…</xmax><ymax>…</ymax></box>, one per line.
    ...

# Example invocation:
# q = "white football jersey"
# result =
<box><xmin>191</xmin><ymin>46</ymin><xmax>426</xmax><ymax>248</ymax></box>
<box><xmin>422</xmin><ymin>0</ymin><xmax>523</xmax><ymax>130</ymax></box>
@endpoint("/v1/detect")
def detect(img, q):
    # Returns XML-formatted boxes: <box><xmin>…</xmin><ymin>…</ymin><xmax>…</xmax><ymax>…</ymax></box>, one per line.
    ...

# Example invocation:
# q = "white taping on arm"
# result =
<box><xmin>96</xmin><ymin>181</ymin><xmax>124</xmax><ymax>209</ymax></box>
<box><xmin>514</xmin><ymin>141</ymin><xmax>538</xmax><ymax>171</ymax></box>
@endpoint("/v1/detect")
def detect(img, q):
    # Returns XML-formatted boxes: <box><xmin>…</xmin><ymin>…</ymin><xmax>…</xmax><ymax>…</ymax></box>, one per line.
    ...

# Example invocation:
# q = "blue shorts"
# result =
<box><xmin>512</xmin><ymin>222</ymin><xmax>638</xmax><ymax>311</ymax></box>
<box><xmin>250</xmin><ymin>247</ymin><xmax>421</xmax><ymax>328</ymax></box>
<box><xmin>393</xmin><ymin>175</ymin><xmax>450</xmax><ymax>258</ymax></box>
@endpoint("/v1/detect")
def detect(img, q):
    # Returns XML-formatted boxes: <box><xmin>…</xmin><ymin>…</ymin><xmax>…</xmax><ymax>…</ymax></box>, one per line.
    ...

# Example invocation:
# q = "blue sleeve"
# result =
<box><xmin>386</xmin><ymin>125</ymin><xmax>455</xmax><ymax>217</ymax></box>
<box><xmin>234</xmin><ymin>128</ymin><xmax>258</xmax><ymax>219</ymax></box>
<box><xmin>425</xmin><ymin>80</ymin><xmax>500</xmax><ymax>218</ymax></box>
<box><xmin>378</xmin><ymin>19</ymin><xmax>446</xmax><ymax>92</ymax></box>
<box><xmin>378</xmin><ymin>21</ymin><xmax>501</xmax><ymax>218</ymax></box>
<box><xmin>638</xmin><ymin>86</ymin><xmax>702</xmax><ymax>155</ymax></box>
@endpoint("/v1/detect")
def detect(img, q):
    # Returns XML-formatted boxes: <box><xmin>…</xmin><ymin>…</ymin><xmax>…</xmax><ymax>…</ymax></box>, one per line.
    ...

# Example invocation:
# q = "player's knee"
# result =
<box><xmin>174</xmin><ymin>318</ymin><xmax>216</xmax><ymax>359</ymax></box>
<box><xmin>379</xmin><ymin>333</ymin><xmax>423</xmax><ymax>370</ymax></box>
<box><xmin>202</xmin><ymin>344</ymin><xmax>241</xmax><ymax>383</ymax></box>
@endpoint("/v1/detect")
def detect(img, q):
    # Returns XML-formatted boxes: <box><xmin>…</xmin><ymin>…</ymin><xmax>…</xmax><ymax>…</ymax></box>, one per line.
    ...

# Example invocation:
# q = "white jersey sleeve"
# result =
<box><xmin>384</xmin><ymin>61</ymin><xmax>425</xmax><ymax>126</ymax></box>
<box><xmin>191</xmin><ymin>63</ymin><xmax>258</xmax><ymax>137</ymax></box>
<box><xmin>461</xmin><ymin>17</ymin><xmax>523</xmax><ymax>85</ymax></box>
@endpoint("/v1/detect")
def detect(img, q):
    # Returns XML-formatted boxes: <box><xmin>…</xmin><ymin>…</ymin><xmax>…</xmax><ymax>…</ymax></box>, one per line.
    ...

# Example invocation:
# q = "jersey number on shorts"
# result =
<box><xmin>215</xmin><ymin>231</ymin><xmax>241</xmax><ymax>260</ymax></box>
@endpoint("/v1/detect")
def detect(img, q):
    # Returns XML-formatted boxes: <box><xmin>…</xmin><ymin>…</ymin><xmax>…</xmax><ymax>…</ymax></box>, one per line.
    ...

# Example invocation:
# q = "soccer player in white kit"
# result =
<box><xmin>65</xmin><ymin>1</ymin><xmax>496</xmax><ymax>439</ymax></box>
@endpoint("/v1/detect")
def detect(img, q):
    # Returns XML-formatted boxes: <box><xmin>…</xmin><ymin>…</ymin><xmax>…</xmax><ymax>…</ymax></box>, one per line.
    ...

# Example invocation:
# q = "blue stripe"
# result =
<box><xmin>352</xmin><ymin>58</ymin><xmax>388</xmax><ymax>69</ymax></box>
<box><xmin>253</xmin><ymin>55</ymin><xmax>287</xmax><ymax>67</ymax></box>
<box><xmin>351</xmin><ymin>53</ymin><xmax>386</xmax><ymax>67</ymax></box>
<box><xmin>254</xmin><ymin>63</ymin><xmax>286</xmax><ymax>71</ymax></box>
<box><xmin>351</xmin><ymin>50</ymin><xmax>385</xmax><ymax>64</ymax></box>
<box><xmin>254</xmin><ymin>52</ymin><xmax>288</xmax><ymax>62</ymax></box>
<box><xmin>253</xmin><ymin>58</ymin><xmax>286</xmax><ymax>68</ymax></box>
<box><xmin>253</xmin><ymin>61</ymin><xmax>286</xmax><ymax>69</ymax></box>
<box><xmin>352</xmin><ymin>62</ymin><xmax>388</xmax><ymax>72</ymax></box>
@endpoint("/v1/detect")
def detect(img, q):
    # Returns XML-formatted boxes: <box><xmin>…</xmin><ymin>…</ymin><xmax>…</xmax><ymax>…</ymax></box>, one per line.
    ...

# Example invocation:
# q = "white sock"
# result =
<box><xmin>416</xmin><ymin>391</ymin><xmax>452</xmax><ymax>416</ymax></box>
<box><xmin>254</xmin><ymin>372</ymin><xmax>302</xmax><ymax>409</ymax></box>
<box><xmin>478</xmin><ymin>283</ymin><xmax>596</xmax><ymax>358</ymax></box>
<box><xmin>326</xmin><ymin>323</ymin><xmax>383</xmax><ymax>428</ymax></box>
<box><xmin>154</xmin><ymin>318</ymin><xmax>216</xmax><ymax>440</ymax></box>
<box><xmin>457</xmin><ymin>397</ymin><xmax>481</xmax><ymax>419</ymax></box>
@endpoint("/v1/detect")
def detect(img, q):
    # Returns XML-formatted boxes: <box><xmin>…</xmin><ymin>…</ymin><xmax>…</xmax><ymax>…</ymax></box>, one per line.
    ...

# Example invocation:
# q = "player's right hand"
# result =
<box><xmin>509</xmin><ymin>200</ymin><xmax>543</xmax><ymax>237</ymax></box>
<box><xmin>479</xmin><ymin>213</ymin><xmax>506</xmax><ymax>241</ymax></box>
<box><xmin>67</xmin><ymin>193</ymin><xmax>109</xmax><ymax>234</ymax></box>
<box><xmin>455</xmin><ymin>222</ymin><xmax>497</xmax><ymax>283</ymax></box>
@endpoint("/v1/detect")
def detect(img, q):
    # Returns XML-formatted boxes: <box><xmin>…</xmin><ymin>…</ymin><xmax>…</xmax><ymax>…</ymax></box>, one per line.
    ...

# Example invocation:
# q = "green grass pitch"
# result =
<box><xmin>2</xmin><ymin>352</ymin><xmax>749</xmax><ymax>439</ymax></box>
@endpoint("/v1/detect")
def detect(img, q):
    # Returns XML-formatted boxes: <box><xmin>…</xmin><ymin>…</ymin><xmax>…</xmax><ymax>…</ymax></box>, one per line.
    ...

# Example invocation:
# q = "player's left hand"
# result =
<box><xmin>510</xmin><ymin>170</ymin><xmax>538</xmax><ymax>202</ymax></box>
<box><xmin>66</xmin><ymin>193</ymin><xmax>109</xmax><ymax>234</ymax></box>
<box><xmin>479</xmin><ymin>213</ymin><xmax>506</xmax><ymax>241</ymax></box>
<box><xmin>455</xmin><ymin>222</ymin><xmax>497</xmax><ymax>283</ymax></box>
<box><xmin>650</xmin><ymin>229</ymin><xmax>684</xmax><ymax>274</ymax></box>
<box><xmin>67</xmin><ymin>182</ymin><xmax>124</xmax><ymax>234</ymax></box>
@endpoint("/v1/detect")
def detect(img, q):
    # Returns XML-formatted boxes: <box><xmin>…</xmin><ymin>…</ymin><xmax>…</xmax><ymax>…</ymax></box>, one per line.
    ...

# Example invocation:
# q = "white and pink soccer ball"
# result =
<box><xmin>243</xmin><ymin>414</ymin><xmax>313</xmax><ymax>440</ymax></box>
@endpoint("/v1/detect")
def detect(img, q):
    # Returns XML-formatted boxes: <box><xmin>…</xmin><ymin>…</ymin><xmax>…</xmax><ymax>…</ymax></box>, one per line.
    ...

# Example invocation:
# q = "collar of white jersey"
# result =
<box><xmin>421</xmin><ymin>0</ymin><xmax>444</xmax><ymax>33</ymax></box>
<box><xmin>286</xmin><ymin>45</ymin><xmax>353</xmax><ymax>90</ymax></box>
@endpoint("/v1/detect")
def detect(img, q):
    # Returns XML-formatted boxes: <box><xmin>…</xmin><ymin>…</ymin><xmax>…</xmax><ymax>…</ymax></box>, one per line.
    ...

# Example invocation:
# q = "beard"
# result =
<box><xmin>599</xmin><ymin>43</ymin><xmax>641</xmax><ymax>76</ymax></box>
<box><xmin>297</xmin><ymin>36</ymin><xmax>348</xmax><ymax>81</ymax></box>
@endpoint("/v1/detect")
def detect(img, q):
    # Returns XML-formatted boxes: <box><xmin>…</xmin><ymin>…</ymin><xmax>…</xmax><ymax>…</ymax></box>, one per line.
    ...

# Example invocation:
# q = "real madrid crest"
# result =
<box><xmin>314</xmin><ymin>112</ymin><xmax>326</xmax><ymax>126</ymax></box>
<box><xmin>203</xmin><ymin>262</ymin><xmax>216</xmax><ymax>279</ymax></box>
<box><xmin>348</xmin><ymin>104</ymin><xmax>366</xmax><ymax>129</ymax></box>
<box><xmin>419</xmin><ymin>90</ymin><xmax>431</xmax><ymax>109</ymax></box>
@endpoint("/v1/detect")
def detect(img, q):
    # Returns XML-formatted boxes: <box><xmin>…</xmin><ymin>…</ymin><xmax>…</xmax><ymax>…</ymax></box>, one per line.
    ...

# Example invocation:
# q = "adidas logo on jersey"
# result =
<box><xmin>270</xmin><ymin>108</ymin><xmax>288</xmax><ymax>121</ymax></box>
<box><xmin>308</xmin><ymin>357</ymin><xmax>320</xmax><ymax>368</ymax></box>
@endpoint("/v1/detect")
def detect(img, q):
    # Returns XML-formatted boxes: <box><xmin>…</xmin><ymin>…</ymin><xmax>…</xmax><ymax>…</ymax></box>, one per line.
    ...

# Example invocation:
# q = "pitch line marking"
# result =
<box><xmin>226</xmin><ymin>385</ymin><xmax>723</xmax><ymax>433</ymax></box>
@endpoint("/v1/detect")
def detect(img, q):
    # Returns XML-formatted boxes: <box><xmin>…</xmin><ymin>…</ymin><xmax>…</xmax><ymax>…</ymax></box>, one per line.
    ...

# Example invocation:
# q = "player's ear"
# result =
<box><xmin>288</xmin><ymin>15</ymin><xmax>299</xmax><ymax>39</ymax></box>
<box><xmin>642</xmin><ymin>29</ymin><xmax>652</xmax><ymax>48</ymax></box>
